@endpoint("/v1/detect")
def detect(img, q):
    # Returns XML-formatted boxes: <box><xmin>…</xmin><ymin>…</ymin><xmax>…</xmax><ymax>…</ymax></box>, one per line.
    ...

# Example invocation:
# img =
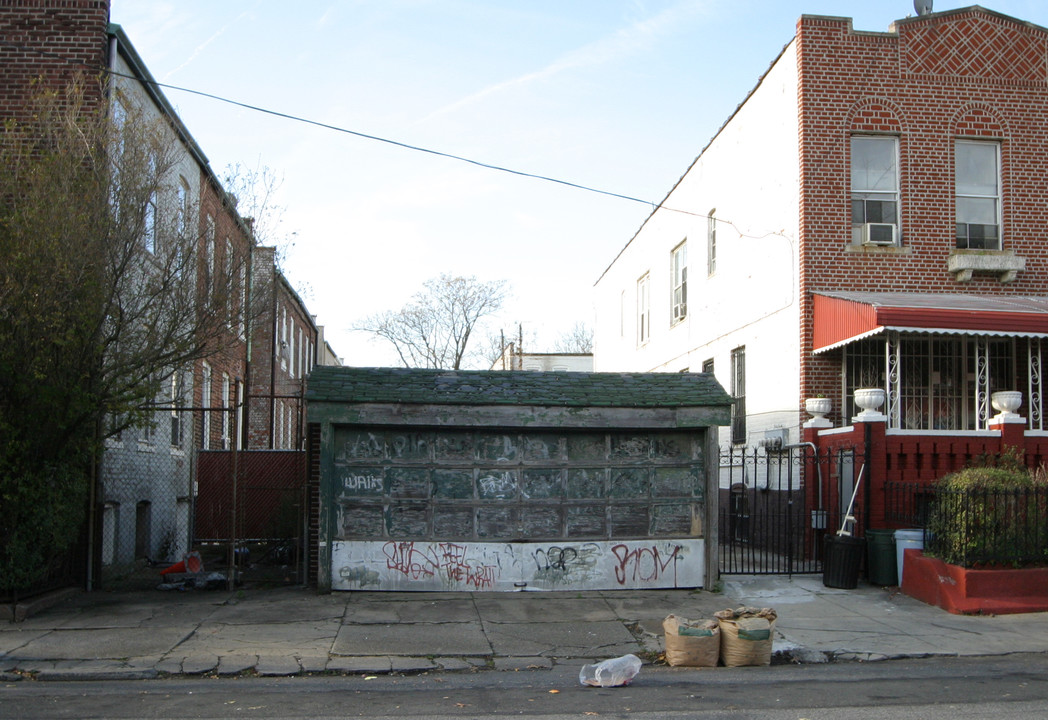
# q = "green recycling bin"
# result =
<box><xmin>865</xmin><ymin>529</ymin><xmax>897</xmax><ymax>586</ymax></box>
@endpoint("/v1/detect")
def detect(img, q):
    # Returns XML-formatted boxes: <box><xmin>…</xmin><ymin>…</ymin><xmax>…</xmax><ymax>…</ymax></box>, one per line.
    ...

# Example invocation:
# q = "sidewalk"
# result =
<box><xmin>4</xmin><ymin>575</ymin><xmax>1048</xmax><ymax>681</ymax></box>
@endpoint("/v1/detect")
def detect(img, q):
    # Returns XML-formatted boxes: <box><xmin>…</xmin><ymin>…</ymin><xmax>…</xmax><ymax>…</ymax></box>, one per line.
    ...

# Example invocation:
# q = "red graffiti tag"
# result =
<box><xmin>611</xmin><ymin>544</ymin><xmax>682</xmax><ymax>586</ymax></box>
<box><xmin>382</xmin><ymin>541</ymin><xmax>496</xmax><ymax>589</ymax></box>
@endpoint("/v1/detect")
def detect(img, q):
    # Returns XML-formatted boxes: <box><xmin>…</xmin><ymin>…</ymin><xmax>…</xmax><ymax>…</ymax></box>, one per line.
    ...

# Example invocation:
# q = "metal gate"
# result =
<box><xmin>718</xmin><ymin>444</ymin><xmax>858</xmax><ymax>575</ymax></box>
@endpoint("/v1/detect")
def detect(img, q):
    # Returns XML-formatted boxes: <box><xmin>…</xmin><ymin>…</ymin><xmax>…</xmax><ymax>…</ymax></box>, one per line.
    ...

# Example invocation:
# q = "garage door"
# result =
<box><xmin>329</xmin><ymin>426</ymin><xmax>707</xmax><ymax>591</ymax></box>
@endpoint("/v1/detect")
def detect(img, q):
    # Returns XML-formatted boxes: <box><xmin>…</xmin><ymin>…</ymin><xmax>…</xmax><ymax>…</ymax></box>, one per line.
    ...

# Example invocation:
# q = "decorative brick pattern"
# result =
<box><xmin>902</xmin><ymin>11</ymin><xmax>1048</xmax><ymax>83</ymax></box>
<box><xmin>796</xmin><ymin>9</ymin><xmax>1048</xmax><ymax>402</ymax></box>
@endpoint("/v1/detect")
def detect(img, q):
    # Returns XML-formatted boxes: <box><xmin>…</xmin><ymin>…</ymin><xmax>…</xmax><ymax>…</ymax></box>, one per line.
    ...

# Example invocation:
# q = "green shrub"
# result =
<box><xmin>927</xmin><ymin>461</ymin><xmax>1048</xmax><ymax>568</ymax></box>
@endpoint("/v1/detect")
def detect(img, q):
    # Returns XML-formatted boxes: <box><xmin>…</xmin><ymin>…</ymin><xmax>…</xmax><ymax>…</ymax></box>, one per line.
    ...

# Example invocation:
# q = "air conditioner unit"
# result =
<box><xmin>862</xmin><ymin>223</ymin><xmax>896</xmax><ymax>246</ymax></box>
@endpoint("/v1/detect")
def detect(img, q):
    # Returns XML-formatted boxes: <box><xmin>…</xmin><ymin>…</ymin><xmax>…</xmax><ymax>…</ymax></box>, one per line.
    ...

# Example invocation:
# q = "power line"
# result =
<box><xmin>2</xmin><ymin>37</ymin><xmax>784</xmax><ymax>236</ymax></box>
<box><xmin>1</xmin><ymin>38</ymin><xmax>665</xmax><ymax>209</ymax></box>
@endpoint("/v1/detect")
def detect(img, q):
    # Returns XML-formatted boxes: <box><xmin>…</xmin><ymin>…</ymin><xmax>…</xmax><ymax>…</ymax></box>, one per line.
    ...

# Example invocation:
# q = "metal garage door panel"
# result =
<box><xmin>330</xmin><ymin>427</ymin><xmax>706</xmax><ymax>591</ymax></box>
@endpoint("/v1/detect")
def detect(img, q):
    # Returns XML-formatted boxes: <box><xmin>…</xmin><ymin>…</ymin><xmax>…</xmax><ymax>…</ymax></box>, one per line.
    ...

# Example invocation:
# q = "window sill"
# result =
<box><xmin>844</xmin><ymin>243</ymin><xmax>912</xmax><ymax>255</ymax></box>
<box><xmin>947</xmin><ymin>250</ymin><xmax>1026</xmax><ymax>283</ymax></box>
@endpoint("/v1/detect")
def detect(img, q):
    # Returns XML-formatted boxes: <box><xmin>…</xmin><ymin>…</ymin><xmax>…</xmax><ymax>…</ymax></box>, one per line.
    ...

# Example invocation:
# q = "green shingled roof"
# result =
<box><xmin>306</xmin><ymin>366</ymin><xmax>731</xmax><ymax>408</ymax></box>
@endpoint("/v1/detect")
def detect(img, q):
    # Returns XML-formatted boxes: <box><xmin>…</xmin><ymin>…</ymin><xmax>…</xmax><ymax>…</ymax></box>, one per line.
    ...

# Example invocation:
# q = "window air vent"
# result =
<box><xmin>862</xmin><ymin>223</ymin><xmax>896</xmax><ymax>246</ymax></box>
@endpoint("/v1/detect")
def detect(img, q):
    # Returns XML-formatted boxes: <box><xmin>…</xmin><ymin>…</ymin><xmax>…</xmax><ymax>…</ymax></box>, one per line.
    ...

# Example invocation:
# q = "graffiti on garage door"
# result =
<box><xmin>332</xmin><ymin>538</ymin><xmax>704</xmax><ymax>591</ymax></box>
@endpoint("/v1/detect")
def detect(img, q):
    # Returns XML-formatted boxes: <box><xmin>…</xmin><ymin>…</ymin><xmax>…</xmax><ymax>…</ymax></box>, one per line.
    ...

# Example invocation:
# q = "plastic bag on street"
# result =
<box><xmin>579</xmin><ymin>653</ymin><xmax>642</xmax><ymax>687</ymax></box>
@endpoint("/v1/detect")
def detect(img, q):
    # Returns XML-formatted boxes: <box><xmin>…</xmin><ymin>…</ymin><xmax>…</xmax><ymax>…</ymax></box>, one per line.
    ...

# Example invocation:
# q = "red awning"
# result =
<box><xmin>812</xmin><ymin>292</ymin><xmax>1048</xmax><ymax>353</ymax></box>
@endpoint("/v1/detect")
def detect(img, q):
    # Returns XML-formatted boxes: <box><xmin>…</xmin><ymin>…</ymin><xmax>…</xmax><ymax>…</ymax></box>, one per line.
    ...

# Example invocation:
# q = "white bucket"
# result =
<box><xmin>894</xmin><ymin>529</ymin><xmax>924</xmax><ymax>586</ymax></box>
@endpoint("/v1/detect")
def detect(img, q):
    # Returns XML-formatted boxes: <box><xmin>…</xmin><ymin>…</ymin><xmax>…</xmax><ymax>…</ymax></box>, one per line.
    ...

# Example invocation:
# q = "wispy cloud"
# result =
<box><xmin>162</xmin><ymin>1</ymin><xmax>263</xmax><ymax>81</ymax></box>
<box><xmin>422</xmin><ymin>0</ymin><xmax>712</xmax><ymax>122</ymax></box>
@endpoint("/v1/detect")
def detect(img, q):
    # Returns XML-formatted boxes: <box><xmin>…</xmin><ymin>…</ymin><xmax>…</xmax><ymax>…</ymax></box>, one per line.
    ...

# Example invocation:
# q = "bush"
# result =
<box><xmin>927</xmin><ymin>461</ymin><xmax>1048</xmax><ymax>568</ymax></box>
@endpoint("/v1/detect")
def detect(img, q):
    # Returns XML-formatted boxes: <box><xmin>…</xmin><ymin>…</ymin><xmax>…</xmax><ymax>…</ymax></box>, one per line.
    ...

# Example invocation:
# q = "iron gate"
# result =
<box><xmin>718</xmin><ymin>444</ymin><xmax>859</xmax><ymax>575</ymax></box>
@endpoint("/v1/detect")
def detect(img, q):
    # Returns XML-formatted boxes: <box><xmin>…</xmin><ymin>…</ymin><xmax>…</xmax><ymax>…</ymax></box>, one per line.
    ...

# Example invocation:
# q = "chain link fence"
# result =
<box><xmin>96</xmin><ymin>394</ymin><xmax>308</xmax><ymax>589</ymax></box>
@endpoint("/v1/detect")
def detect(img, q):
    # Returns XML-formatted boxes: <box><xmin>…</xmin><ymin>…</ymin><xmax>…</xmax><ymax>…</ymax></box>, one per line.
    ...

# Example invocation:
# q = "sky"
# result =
<box><xmin>107</xmin><ymin>0</ymin><xmax>1048</xmax><ymax>368</ymax></box>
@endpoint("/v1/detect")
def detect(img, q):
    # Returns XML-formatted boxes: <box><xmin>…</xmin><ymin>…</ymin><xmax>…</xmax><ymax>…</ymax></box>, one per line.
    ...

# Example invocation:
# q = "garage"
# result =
<box><xmin>306</xmin><ymin>367</ymin><xmax>730</xmax><ymax>592</ymax></box>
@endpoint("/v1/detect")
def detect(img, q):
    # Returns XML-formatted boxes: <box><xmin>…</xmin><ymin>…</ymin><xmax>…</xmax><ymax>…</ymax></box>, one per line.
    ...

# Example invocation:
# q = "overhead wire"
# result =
<box><xmin>1</xmin><ymin>37</ymin><xmax>791</xmax><ymax>240</ymax></box>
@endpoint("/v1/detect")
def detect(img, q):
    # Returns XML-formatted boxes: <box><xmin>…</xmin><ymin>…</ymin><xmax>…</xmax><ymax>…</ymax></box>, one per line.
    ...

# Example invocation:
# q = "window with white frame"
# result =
<box><xmin>204</xmin><ymin>215</ymin><xmax>215</xmax><ymax>304</ymax></box>
<box><xmin>201</xmin><ymin>362</ymin><xmax>212</xmax><ymax>450</ymax></box>
<box><xmin>290</xmin><ymin>317</ymin><xmax>297</xmax><ymax>379</ymax></box>
<box><xmin>637</xmin><ymin>274</ymin><xmax>650</xmax><ymax>346</ymax></box>
<box><xmin>955</xmin><ymin>140</ymin><xmax>1001</xmax><ymax>250</ymax></box>
<box><xmin>298</xmin><ymin>326</ymin><xmax>305</xmax><ymax>377</ymax></box>
<box><xmin>221</xmin><ymin>374</ymin><xmax>231</xmax><ymax>450</ymax></box>
<box><xmin>730</xmin><ymin>346</ymin><xmax>746</xmax><ymax>445</ymax></box>
<box><xmin>238</xmin><ymin>263</ymin><xmax>246</xmax><ymax>339</ymax></box>
<box><xmin>280</xmin><ymin>305</ymin><xmax>288</xmax><ymax>370</ymax></box>
<box><xmin>287</xmin><ymin>404</ymin><xmax>295</xmax><ymax>449</ymax></box>
<box><xmin>236</xmin><ymin>380</ymin><xmax>244</xmax><ymax>450</ymax></box>
<box><xmin>671</xmin><ymin>241</ymin><xmax>687</xmax><ymax>325</ymax></box>
<box><xmin>176</xmin><ymin>177</ymin><xmax>190</xmax><ymax>237</ymax></box>
<box><xmin>170</xmin><ymin>373</ymin><xmax>183</xmax><ymax>447</ymax></box>
<box><xmin>143</xmin><ymin>192</ymin><xmax>157</xmax><ymax>254</ymax></box>
<box><xmin>851</xmin><ymin>136</ymin><xmax>899</xmax><ymax>246</ymax></box>
<box><xmin>224</xmin><ymin>238</ymin><xmax>233</xmax><ymax>328</ymax></box>
<box><xmin>276</xmin><ymin>399</ymin><xmax>284</xmax><ymax>449</ymax></box>
<box><xmin>707</xmin><ymin>210</ymin><xmax>716</xmax><ymax>275</ymax></box>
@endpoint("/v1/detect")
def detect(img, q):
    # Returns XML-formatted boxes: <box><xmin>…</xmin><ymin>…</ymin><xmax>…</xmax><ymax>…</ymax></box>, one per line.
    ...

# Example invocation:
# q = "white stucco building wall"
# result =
<box><xmin>100</xmin><ymin>34</ymin><xmax>203</xmax><ymax>569</ymax></box>
<box><xmin>594</xmin><ymin>41</ymin><xmax>803</xmax><ymax>446</ymax></box>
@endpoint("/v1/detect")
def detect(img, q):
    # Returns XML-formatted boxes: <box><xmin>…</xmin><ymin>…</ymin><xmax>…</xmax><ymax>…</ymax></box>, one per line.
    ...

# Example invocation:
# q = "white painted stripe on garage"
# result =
<box><xmin>332</xmin><ymin>538</ymin><xmax>704</xmax><ymax>592</ymax></box>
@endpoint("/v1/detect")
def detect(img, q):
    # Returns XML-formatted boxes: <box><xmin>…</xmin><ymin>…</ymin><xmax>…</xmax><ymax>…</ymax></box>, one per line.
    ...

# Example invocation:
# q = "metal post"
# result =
<box><xmin>863</xmin><ymin>422</ymin><xmax>872</xmax><ymax>533</ymax></box>
<box><xmin>228</xmin><ymin>380</ymin><xmax>240</xmax><ymax>591</ymax></box>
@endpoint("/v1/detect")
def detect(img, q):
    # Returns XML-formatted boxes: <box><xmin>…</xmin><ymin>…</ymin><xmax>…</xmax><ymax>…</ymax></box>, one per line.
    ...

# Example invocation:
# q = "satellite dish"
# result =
<box><xmin>914</xmin><ymin>0</ymin><xmax>933</xmax><ymax>15</ymax></box>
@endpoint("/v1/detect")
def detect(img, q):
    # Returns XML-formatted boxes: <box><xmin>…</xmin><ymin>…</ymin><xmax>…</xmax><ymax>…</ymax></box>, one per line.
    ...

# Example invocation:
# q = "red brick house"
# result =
<box><xmin>194</xmin><ymin>174</ymin><xmax>253</xmax><ymax>453</ymax></box>
<box><xmin>245</xmin><ymin>246</ymin><xmax>320</xmax><ymax>451</ymax></box>
<box><xmin>595</xmin><ymin>6</ymin><xmax>1048</xmax><ymax>447</ymax></box>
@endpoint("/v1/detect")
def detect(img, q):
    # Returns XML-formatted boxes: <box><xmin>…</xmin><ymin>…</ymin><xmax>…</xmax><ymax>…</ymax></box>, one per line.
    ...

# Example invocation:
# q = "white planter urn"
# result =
<box><xmin>853</xmin><ymin>387</ymin><xmax>886</xmax><ymax>419</ymax></box>
<box><xmin>991</xmin><ymin>390</ymin><xmax>1023</xmax><ymax>419</ymax></box>
<box><xmin>805</xmin><ymin>397</ymin><xmax>832</xmax><ymax>420</ymax></box>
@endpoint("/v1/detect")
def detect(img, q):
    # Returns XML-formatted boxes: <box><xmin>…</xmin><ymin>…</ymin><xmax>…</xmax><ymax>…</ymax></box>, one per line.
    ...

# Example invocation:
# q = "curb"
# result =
<box><xmin>1</xmin><ymin>588</ymin><xmax>82</xmax><ymax>623</ymax></box>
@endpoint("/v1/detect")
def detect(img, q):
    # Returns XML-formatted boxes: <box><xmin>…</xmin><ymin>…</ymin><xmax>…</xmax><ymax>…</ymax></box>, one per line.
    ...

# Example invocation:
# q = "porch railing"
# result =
<box><xmin>884</xmin><ymin>480</ymin><xmax>1048</xmax><ymax>567</ymax></box>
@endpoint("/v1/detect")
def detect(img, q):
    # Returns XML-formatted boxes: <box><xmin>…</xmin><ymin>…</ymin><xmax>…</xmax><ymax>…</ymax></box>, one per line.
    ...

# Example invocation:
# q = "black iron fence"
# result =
<box><xmin>719</xmin><ymin>444</ymin><xmax>859</xmax><ymax>575</ymax></box>
<box><xmin>885</xmin><ymin>481</ymin><xmax>1048</xmax><ymax>567</ymax></box>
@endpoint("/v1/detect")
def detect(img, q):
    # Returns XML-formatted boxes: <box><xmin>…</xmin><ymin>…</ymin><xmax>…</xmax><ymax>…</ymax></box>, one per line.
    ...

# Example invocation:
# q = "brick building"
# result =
<box><xmin>1</xmin><ymin>1</ymin><xmax>335</xmax><ymax>579</ymax></box>
<box><xmin>0</xmin><ymin>0</ymin><xmax>109</xmax><ymax>118</ymax></box>
<box><xmin>194</xmin><ymin>172</ymin><xmax>252</xmax><ymax>453</ymax></box>
<box><xmin>594</xmin><ymin>6</ymin><xmax>1048</xmax><ymax>447</ymax></box>
<box><xmin>245</xmin><ymin>246</ymin><xmax>320</xmax><ymax>451</ymax></box>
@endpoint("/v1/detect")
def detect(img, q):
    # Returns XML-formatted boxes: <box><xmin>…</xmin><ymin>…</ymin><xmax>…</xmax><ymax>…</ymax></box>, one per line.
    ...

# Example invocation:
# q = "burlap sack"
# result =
<box><xmin>715</xmin><ymin>606</ymin><xmax>777</xmax><ymax>667</ymax></box>
<box><xmin>662</xmin><ymin>614</ymin><xmax>720</xmax><ymax>667</ymax></box>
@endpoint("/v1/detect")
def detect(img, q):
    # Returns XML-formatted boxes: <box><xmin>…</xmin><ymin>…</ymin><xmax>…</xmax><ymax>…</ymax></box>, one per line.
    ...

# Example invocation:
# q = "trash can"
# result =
<box><xmin>865</xmin><ymin>529</ymin><xmax>897</xmax><ymax>586</ymax></box>
<box><xmin>894</xmin><ymin>529</ymin><xmax>924</xmax><ymax>586</ymax></box>
<box><xmin>823</xmin><ymin>534</ymin><xmax>865</xmax><ymax>589</ymax></box>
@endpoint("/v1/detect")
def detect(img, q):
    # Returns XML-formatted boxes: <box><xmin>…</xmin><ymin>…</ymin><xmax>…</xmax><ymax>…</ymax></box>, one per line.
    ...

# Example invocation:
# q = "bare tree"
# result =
<box><xmin>554</xmin><ymin>321</ymin><xmax>594</xmax><ymax>354</ymax></box>
<box><xmin>0</xmin><ymin>77</ymin><xmax>249</xmax><ymax>591</ymax></box>
<box><xmin>222</xmin><ymin>160</ymin><xmax>296</xmax><ymax>268</ymax></box>
<box><xmin>357</xmin><ymin>274</ymin><xmax>508</xmax><ymax>370</ymax></box>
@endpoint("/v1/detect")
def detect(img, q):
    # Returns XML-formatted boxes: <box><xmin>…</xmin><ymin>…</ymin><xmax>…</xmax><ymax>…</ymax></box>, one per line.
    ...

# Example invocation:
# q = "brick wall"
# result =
<box><xmin>0</xmin><ymin>0</ymin><xmax>110</xmax><ymax>119</ymax></box>
<box><xmin>195</xmin><ymin>176</ymin><xmax>250</xmax><ymax>450</ymax></box>
<box><xmin>246</xmin><ymin>247</ymin><xmax>318</xmax><ymax>450</ymax></box>
<box><xmin>796</xmin><ymin>8</ymin><xmax>1048</xmax><ymax>401</ymax></box>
